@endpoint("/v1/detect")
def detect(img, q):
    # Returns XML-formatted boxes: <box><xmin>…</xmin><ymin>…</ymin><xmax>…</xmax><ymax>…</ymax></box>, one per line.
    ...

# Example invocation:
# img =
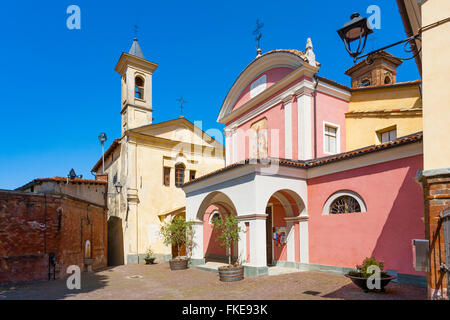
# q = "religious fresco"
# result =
<box><xmin>250</xmin><ymin>118</ymin><xmax>268</xmax><ymax>159</ymax></box>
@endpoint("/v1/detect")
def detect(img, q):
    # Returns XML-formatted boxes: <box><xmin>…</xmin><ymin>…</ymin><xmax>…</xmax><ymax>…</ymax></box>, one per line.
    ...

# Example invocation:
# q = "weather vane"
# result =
<box><xmin>253</xmin><ymin>19</ymin><xmax>264</xmax><ymax>52</ymax></box>
<box><xmin>176</xmin><ymin>96</ymin><xmax>187</xmax><ymax>117</ymax></box>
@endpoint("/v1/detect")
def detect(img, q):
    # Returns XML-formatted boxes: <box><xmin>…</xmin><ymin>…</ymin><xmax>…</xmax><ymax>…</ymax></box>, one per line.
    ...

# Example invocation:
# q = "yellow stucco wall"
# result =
<box><xmin>346</xmin><ymin>84</ymin><xmax>423</xmax><ymax>151</ymax></box>
<box><xmin>98</xmin><ymin>120</ymin><xmax>225</xmax><ymax>264</ymax></box>
<box><xmin>421</xmin><ymin>0</ymin><xmax>450</xmax><ymax>171</ymax></box>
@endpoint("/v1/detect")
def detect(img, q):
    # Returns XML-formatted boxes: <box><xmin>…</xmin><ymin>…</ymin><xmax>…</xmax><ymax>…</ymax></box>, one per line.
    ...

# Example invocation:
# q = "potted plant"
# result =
<box><xmin>345</xmin><ymin>257</ymin><xmax>396</xmax><ymax>292</ymax></box>
<box><xmin>213</xmin><ymin>214</ymin><xmax>245</xmax><ymax>282</ymax></box>
<box><xmin>160</xmin><ymin>216</ymin><xmax>194</xmax><ymax>271</ymax></box>
<box><xmin>144</xmin><ymin>247</ymin><xmax>156</xmax><ymax>264</ymax></box>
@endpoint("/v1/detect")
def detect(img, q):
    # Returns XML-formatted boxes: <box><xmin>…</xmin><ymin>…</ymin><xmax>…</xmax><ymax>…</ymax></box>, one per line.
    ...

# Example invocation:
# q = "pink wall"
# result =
<box><xmin>235</xmin><ymin>103</ymin><xmax>284</xmax><ymax>162</ymax></box>
<box><xmin>307</xmin><ymin>155</ymin><xmax>425</xmax><ymax>276</ymax></box>
<box><xmin>315</xmin><ymin>91</ymin><xmax>348</xmax><ymax>158</ymax></box>
<box><xmin>228</xmin><ymin>75</ymin><xmax>349</xmax><ymax>163</ymax></box>
<box><xmin>232</xmin><ymin>67</ymin><xmax>294</xmax><ymax>112</ymax></box>
<box><xmin>271</xmin><ymin>197</ymin><xmax>287</xmax><ymax>261</ymax></box>
<box><xmin>203</xmin><ymin>206</ymin><xmax>226</xmax><ymax>257</ymax></box>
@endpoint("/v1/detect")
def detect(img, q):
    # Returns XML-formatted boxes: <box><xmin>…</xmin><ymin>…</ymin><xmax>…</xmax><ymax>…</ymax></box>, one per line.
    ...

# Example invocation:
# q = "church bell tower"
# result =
<box><xmin>115</xmin><ymin>39</ymin><xmax>158</xmax><ymax>134</ymax></box>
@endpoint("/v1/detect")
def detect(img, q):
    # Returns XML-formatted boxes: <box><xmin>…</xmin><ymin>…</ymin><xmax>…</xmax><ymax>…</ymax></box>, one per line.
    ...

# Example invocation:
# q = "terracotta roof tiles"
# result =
<box><xmin>183</xmin><ymin>132</ymin><xmax>423</xmax><ymax>187</ymax></box>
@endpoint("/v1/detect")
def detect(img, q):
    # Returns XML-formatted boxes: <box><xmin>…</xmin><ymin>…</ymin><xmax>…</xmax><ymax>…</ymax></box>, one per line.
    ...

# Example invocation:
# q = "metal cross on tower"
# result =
<box><xmin>134</xmin><ymin>25</ymin><xmax>139</xmax><ymax>38</ymax></box>
<box><xmin>177</xmin><ymin>96</ymin><xmax>187</xmax><ymax>117</ymax></box>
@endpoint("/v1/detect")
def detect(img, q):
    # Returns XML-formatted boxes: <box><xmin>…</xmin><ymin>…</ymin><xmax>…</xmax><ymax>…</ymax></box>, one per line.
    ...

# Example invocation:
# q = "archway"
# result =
<box><xmin>265</xmin><ymin>189</ymin><xmax>306</xmax><ymax>266</ymax></box>
<box><xmin>195</xmin><ymin>191</ymin><xmax>238</xmax><ymax>264</ymax></box>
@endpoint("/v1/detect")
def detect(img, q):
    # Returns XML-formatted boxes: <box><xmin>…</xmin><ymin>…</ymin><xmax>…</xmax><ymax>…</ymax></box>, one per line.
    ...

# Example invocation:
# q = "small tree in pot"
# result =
<box><xmin>144</xmin><ymin>246</ymin><xmax>155</xmax><ymax>265</ymax></box>
<box><xmin>160</xmin><ymin>216</ymin><xmax>194</xmax><ymax>270</ymax></box>
<box><xmin>213</xmin><ymin>214</ymin><xmax>245</xmax><ymax>282</ymax></box>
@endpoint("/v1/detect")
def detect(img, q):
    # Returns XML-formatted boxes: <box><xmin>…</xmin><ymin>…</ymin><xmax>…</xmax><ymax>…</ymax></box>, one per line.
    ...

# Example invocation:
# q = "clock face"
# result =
<box><xmin>250</xmin><ymin>74</ymin><xmax>267</xmax><ymax>98</ymax></box>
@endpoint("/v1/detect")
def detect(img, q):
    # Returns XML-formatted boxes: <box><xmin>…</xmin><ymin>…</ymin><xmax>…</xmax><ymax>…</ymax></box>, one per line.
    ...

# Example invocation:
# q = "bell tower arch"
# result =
<box><xmin>115</xmin><ymin>38</ymin><xmax>158</xmax><ymax>134</ymax></box>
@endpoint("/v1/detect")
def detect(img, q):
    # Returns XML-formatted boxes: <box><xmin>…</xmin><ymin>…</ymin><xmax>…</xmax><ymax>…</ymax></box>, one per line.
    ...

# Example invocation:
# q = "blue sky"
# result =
<box><xmin>0</xmin><ymin>0</ymin><xmax>420</xmax><ymax>189</ymax></box>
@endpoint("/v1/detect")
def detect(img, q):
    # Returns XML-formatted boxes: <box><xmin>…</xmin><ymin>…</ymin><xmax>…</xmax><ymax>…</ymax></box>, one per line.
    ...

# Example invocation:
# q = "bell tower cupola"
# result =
<box><xmin>115</xmin><ymin>38</ymin><xmax>158</xmax><ymax>134</ymax></box>
<box><xmin>345</xmin><ymin>50</ymin><xmax>402</xmax><ymax>88</ymax></box>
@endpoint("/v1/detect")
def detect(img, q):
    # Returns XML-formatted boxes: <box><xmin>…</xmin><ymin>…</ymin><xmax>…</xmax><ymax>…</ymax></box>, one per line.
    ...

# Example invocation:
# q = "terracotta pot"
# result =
<box><xmin>144</xmin><ymin>258</ymin><xmax>155</xmax><ymax>265</ymax></box>
<box><xmin>345</xmin><ymin>274</ymin><xmax>396</xmax><ymax>292</ymax></box>
<box><xmin>218</xmin><ymin>265</ymin><xmax>244</xmax><ymax>282</ymax></box>
<box><xmin>169</xmin><ymin>259</ymin><xmax>188</xmax><ymax>270</ymax></box>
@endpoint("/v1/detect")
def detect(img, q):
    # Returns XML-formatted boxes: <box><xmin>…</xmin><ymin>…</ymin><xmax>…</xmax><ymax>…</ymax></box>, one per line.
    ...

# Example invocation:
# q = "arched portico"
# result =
<box><xmin>184</xmin><ymin>164</ymin><xmax>309</xmax><ymax>275</ymax></box>
<box><xmin>264</xmin><ymin>189</ymin><xmax>309</xmax><ymax>267</ymax></box>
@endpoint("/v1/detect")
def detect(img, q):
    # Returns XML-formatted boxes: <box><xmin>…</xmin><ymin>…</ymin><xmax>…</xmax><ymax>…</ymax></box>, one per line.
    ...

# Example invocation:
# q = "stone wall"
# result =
<box><xmin>0</xmin><ymin>190</ymin><xmax>107</xmax><ymax>284</ymax></box>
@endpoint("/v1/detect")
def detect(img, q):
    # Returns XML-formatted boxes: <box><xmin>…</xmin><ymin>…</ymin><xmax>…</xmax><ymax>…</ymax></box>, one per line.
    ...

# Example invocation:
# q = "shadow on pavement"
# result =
<box><xmin>0</xmin><ymin>268</ymin><xmax>112</xmax><ymax>300</ymax></box>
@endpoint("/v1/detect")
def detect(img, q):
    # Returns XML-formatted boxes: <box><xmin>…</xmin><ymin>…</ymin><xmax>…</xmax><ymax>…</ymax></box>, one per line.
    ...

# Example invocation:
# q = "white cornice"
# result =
<box><xmin>115</xmin><ymin>53</ymin><xmax>158</xmax><ymax>75</ymax></box>
<box><xmin>316</xmin><ymin>81</ymin><xmax>351</xmax><ymax>101</ymax></box>
<box><xmin>224</xmin><ymin>77</ymin><xmax>315</xmax><ymax>129</ymax></box>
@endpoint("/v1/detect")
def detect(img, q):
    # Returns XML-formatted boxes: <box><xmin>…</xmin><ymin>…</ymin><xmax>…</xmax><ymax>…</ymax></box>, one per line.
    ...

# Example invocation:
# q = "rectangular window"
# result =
<box><xmin>380</xmin><ymin>129</ymin><xmax>397</xmax><ymax>143</ymax></box>
<box><xmin>163</xmin><ymin>167</ymin><xmax>170</xmax><ymax>186</ymax></box>
<box><xmin>190</xmin><ymin>170</ymin><xmax>196</xmax><ymax>181</ymax></box>
<box><xmin>324</xmin><ymin>125</ymin><xmax>338</xmax><ymax>154</ymax></box>
<box><xmin>175</xmin><ymin>164</ymin><xmax>185</xmax><ymax>188</ymax></box>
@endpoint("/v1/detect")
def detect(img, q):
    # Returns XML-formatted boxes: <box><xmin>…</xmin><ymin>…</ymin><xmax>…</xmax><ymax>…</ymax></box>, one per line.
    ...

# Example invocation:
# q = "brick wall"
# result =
<box><xmin>0</xmin><ymin>190</ymin><xmax>107</xmax><ymax>284</ymax></box>
<box><xmin>422</xmin><ymin>174</ymin><xmax>450</xmax><ymax>300</ymax></box>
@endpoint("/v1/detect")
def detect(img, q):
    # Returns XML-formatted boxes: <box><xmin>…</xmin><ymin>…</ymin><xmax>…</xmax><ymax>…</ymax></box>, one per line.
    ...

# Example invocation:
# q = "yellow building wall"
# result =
<box><xmin>346</xmin><ymin>115</ymin><xmax>423</xmax><ymax>150</ymax></box>
<box><xmin>134</xmin><ymin>141</ymin><xmax>224</xmax><ymax>257</ymax></box>
<box><xmin>421</xmin><ymin>0</ymin><xmax>450</xmax><ymax>171</ymax></box>
<box><xmin>100</xmin><ymin>131</ymin><xmax>225</xmax><ymax>264</ymax></box>
<box><xmin>346</xmin><ymin>84</ymin><xmax>423</xmax><ymax>151</ymax></box>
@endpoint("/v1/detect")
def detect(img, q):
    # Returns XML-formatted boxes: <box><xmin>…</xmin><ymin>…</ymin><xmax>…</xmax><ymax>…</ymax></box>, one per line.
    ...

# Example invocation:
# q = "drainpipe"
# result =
<box><xmin>313</xmin><ymin>76</ymin><xmax>319</xmax><ymax>159</ymax></box>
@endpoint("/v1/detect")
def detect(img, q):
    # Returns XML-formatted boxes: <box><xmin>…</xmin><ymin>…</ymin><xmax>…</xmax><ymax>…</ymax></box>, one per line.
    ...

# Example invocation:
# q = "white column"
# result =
<box><xmin>237</xmin><ymin>221</ymin><xmax>246</xmax><ymax>264</ymax></box>
<box><xmin>299</xmin><ymin>219</ymin><xmax>309</xmax><ymax>263</ymax></box>
<box><xmin>286</xmin><ymin>221</ymin><xmax>295</xmax><ymax>262</ymax></box>
<box><xmin>249</xmin><ymin>218</ymin><xmax>267</xmax><ymax>267</ymax></box>
<box><xmin>225</xmin><ymin>129</ymin><xmax>231</xmax><ymax>166</ymax></box>
<box><xmin>232</xmin><ymin>128</ymin><xmax>238</xmax><ymax>164</ymax></box>
<box><xmin>297</xmin><ymin>94</ymin><xmax>312</xmax><ymax>160</ymax></box>
<box><xmin>284</xmin><ymin>100</ymin><xmax>292</xmax><ymax>159</ymax></box>
<box><xmin>191</xmin><ymin>221</ymin><xmax>204</xmax><ymax>260</ymax></box>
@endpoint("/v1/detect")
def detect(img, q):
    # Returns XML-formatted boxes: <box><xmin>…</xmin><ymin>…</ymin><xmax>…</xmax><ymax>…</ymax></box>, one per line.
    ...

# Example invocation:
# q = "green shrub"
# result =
<box><xmin>160</xmin><ymin>216</ymin><xmax>194</xmax><ymax>259</ymax></box>
<box><xmin>213</xmin><ymin>214</ymin><xmax>244</xmax><ymax>266</ymax></box>
<box><xmin>348</xmin><ymin>257</ymin><xmax>388</xmax><ymax>278</ymax></box>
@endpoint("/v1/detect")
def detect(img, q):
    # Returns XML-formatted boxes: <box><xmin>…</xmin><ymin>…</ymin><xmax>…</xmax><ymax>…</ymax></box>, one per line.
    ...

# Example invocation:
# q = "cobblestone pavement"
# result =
<box><xmin>0</xmin><ymin>263</ymin><xmax>426</xmax><ymax>300</ymax></box>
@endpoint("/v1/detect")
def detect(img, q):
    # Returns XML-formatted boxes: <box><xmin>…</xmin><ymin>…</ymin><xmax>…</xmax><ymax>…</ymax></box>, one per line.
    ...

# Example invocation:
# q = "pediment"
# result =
<box><xmin>130</xmin><ymin>118</ymin><xmax>222</xmax><ymax>149</ymax></box>
<box><xmin>217</xmin><ymin>50</ymin><xmax>307</xmax><ymax>123</ymax></box>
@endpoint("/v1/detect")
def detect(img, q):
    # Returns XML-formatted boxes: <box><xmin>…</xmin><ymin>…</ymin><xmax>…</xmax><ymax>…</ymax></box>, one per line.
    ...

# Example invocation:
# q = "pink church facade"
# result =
<box><xmin>183</xmin><ymin>42</ymin><xmax>425</xmax><ymax>285</ymax></box>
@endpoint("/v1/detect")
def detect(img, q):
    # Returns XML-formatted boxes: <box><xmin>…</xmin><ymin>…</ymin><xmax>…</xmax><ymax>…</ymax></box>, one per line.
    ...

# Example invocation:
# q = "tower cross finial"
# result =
<box><xmin>253</xmin><ymin>19</ymin><xmax>264</xmax><ymax>55</ymax></box>
<box><xmin>176</xmin><ymin>96</ymin><xmax>187</xmax><ymax>117</ymax></box>
<box><xmin>134</xmin><ymin>25</ymin><xmax>139</xmax><ymax>39</ymax></box>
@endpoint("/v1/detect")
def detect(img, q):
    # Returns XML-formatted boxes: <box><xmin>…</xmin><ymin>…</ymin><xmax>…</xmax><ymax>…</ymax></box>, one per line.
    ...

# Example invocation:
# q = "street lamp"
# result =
<box><xmin>98</xmin><ymin>132</ymin><xmax>107</xmax><ymax>174</ymax></box>
<box><xmin>114</xmin><ymin>182</ymin><xmax>123</xmax><ymax>194</ymax></box>
<box><xmin>337</xmin><ymin>12</ymin><xmax>422</xmax><ymax>63</ymax></box>
<box><xmin>337</xmin><ymin>13</ymin><xmax>373</xmax><ymax>61</ymax></box>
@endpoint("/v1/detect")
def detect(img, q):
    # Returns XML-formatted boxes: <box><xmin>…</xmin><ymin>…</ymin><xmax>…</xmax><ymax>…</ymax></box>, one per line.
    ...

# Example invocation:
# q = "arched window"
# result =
<box><xmin>135</xmin><ymin>76</ymin><xmax>144</xmax><ymax>99</ymax></box>
<box><xmin>209</xmin><ymin>211</ymin><xmax>222</xmax><ymax>224</ymax></box>
<box><xmin>330</xmin><ymin>196</ymin><xmax>361</xmax><ymax>214</ymax></box>
<box><xmin>175</xmin><ymin>163</ymin><xmax>185</xmax><ymax>188</ymax></box>
<box><xmin>384</xmin><ymin>76</ymin><xmax>392</xmax><ymax>85</ymax></box>
<box><xmin>360</xmin><ymin>79</ymin><xmax>371</xmax><ymax>87</ymax></box>
<box><xmin>323</xmin><ymin>191</ymin><xmax>367</xmax><ymax>215</ymax></box>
